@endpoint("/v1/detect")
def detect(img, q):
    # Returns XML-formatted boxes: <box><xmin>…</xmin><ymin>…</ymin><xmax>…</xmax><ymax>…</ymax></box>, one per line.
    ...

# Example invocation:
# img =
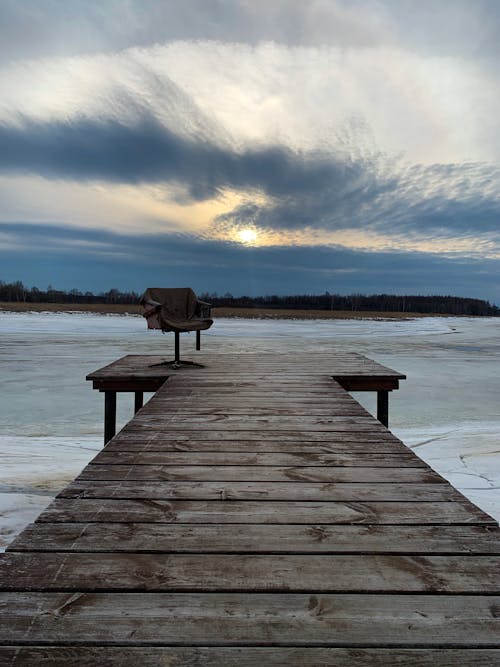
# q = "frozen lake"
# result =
<box><xmin>1</xmin><ymin>311</ymin><xmax>499</xmax><ymax>549</ymax></box>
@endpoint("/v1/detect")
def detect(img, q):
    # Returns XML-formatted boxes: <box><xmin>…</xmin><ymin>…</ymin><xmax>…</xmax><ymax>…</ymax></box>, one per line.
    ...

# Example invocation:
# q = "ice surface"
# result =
<box><xmin>1</xmin><ymin>311</ymin><xmax>499</xmax><ymax>549</ymax></box>
<box><xmin>0</xmin><ymin>435</ymin><xmax>101</xmax><ymax>548</ymax></box>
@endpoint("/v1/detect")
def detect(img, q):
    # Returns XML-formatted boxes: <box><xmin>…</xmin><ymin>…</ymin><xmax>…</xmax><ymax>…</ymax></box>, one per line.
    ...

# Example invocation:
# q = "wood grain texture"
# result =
<box><xmin>102</xmin><ymin>439</ymin><xmax>411</xmax><ymax>453</ymax></box>
<box><xmin>1</xmin><ymin>647</ymin><xmax>499</xmax><ymax>667</ymax></box>
<box><xmin>76</xmin><ymin>465</ymin><xmax>437</xmax><ymax>482</ymax></box>
<box><xmin>90</xmin><ymin>451</ymin><xmax>421</xmax><ymax>466</ymax></box>
<box><xmin>110</xmin><ymin>428</ymin><xmax>400</xmax><ymax>447</ymax></box>
<box><xmin>2</xmin><ymin>552</ymin><xmax>499</xmax><ymax>592</ymax></box>
<box><xmin>128</xmin><ymin>415</ymin><xmax>387</xmax><ymax>432</ymax></box>
<box><xmin>37</xmin><ymin>498</ymin><xmax>494</xmax><ymax>524</ymax></box>
<box><xmin>9</xmin><ymin>523</ymin><xmax>500</xmax><ymax>554</ymax></box>
<box><xmin>0</xmin><ymin>593</ymin><xmax>497</xmax><ymax>645</ymax></box>
<box><xmin>141</xmin><ymin>404</ymin><xmax>370</xmax><ymax>415</ymax></box>
<box><xmin>57</xmin><ymin>480</ymin><xmax>460</xmax><ymax>501</ymax></box>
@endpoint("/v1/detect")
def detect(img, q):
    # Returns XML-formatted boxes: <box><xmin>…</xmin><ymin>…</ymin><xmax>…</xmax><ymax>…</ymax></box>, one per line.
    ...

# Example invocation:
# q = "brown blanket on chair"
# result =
<box><xmin>140</xmin><ymin>287</ymin><xmax>213</xmax><ymax>333</ymax></box>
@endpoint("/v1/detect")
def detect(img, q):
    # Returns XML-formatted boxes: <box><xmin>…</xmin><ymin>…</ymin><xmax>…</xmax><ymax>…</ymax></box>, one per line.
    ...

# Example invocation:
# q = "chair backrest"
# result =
<box><xmin>140</xmin><ymin>287</ymin><xmax>198</xmax><ymax>320</ymax></box>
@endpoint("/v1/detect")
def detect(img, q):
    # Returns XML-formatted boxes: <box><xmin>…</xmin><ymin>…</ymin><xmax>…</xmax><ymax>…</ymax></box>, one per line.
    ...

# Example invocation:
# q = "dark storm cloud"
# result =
<box><xmin>0</xmin><ymin>114</ymin><xmax>379</xmax><ymax>203</ymax></box>
<box><xmin>2</xmin><ymin>222</ymin><xmax>500</xmax><ymax>302</ymax></box>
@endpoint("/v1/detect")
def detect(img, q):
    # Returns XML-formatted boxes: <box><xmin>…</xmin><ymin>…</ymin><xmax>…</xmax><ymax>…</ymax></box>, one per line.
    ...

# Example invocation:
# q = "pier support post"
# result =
<box><xmin>104</xmin><ymin>391</ymin><xmax>117</xmax><ymax>444</ymax></box>
<box><xmin>196</xmin><ymin>330</ymin><xmax>201</xmax><ymax>351</ymax></box>
<box><xmin>377</xmin><ymin>390</ymin><xmax>389</xmax><ymax>427</ymax></box>
<box><xmin>174</xmin><ymin>332</ymin><xmax>180</xmax><ymax>362</ymax></box>
<box><xmin>134</xmin><ymin>391</ymin><xmax>144</xmax><ymax>413</ymax></box>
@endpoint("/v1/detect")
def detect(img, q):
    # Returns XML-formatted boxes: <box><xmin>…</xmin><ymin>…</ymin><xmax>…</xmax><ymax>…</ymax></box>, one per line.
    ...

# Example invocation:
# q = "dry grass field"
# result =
<box><xmin>0</xmin><ymin>302</ymin><xmax>435</xmax><ymax>320</ymax></box>
<box><xmin>211</xmin><ymin>306</ymin><xmax>428</xmax><ymax>320</ymax></box>
<box><xmin>0</xmin><ymin>302</ymin><xmax>144</xmax><ymax>315</ymax></box>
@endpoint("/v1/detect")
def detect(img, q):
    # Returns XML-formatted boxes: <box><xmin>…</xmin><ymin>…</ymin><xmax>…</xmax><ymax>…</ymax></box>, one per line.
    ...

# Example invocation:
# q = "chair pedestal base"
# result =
<box><xmin>148</xmin><ymin>332</ymin><xmax>205</xmax><ymax>369</ymax></box>
<box><xmin>149</xmin><ymin>359</ymin><xmax>204</xmax><ymax>370</ymax></box>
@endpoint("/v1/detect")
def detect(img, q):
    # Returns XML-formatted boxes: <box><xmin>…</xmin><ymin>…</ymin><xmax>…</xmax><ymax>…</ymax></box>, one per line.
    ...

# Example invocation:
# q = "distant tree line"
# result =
<box><xmin>199</xmin><ymin>291</ymin><xmax>500</xmax><ymax>316</ymax></box>
<box><xmin>1</xmin><ymin>280</ymin><xmax>498</xmax><ymax>316</ymax></box>
<box><xmin>0</xmin><ymin>281</ymin><xmax>139</xmax><ymax>305</ymax></box>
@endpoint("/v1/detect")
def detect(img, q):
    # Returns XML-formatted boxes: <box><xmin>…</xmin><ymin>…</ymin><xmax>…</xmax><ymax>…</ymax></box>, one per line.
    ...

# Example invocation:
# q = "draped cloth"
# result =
<box><xmin>140</xmin><ymin>287</ymin><xmax>213</xmax><ymax>333</ymax></box>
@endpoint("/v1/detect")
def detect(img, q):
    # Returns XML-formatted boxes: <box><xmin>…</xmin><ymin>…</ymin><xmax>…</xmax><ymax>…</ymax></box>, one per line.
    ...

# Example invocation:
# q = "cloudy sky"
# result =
<box><xmin>1</xmin><ymin>0</ymin><xmax>500</xmax><ymax>300</ymax></box>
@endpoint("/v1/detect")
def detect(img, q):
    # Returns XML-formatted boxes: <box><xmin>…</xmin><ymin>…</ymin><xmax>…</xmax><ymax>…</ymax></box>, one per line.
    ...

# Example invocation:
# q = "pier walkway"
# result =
<box><xmin>1</xmin><ymin>352</ymin><xmax>499</xmax><ymax>665</ymax></box>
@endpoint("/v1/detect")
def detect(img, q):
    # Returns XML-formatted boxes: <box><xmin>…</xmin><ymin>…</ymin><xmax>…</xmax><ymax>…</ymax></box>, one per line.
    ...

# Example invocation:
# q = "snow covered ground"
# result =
<box><xmin>1</xmin><ymin>311</ymin><xmax>499</xmax><ymax>549</ymax></box>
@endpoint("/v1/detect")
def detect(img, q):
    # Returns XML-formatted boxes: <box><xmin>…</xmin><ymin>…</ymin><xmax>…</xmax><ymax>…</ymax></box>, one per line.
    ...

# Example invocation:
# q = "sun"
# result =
<box><xmin>237</xmin><ymin>227</ymin><xmax>258</xmax><ymax>244</ymax></box>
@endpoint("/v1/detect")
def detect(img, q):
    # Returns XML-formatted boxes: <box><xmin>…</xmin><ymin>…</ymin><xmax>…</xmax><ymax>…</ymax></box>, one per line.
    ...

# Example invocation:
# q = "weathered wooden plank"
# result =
<box><xmin>77</xmin><ymin>465</ymin><xmax>436</xmax><ymax>482</ymax></box>
<box><xmin>164</xmin><ymin>380</ymin><xmax>342</xmax><ymax>388</ymax></box>
<box><xmin>2</xmin><ymin>553</ymin><xmax>500</xmax><ymax>592</ymax></box>
<box><xmin>1</xmin><ymin>593</ymin><xmax>498</xmax><ymax>645</ymax></box>
<box><xmin>110</xmin><ymin>430</ymin><xmax>403</xmax><ymax>443</ymax></box>
<box><xmin>164</xmin><ymin>377</ymin><xmax>351</xmax><ymax>384</ymax></box>
<box><xmin>38</xmin><ymin>498</ymin><xmax>494</xmax><ymax>524</ymax></box>
<box><xmin>162</xmin><ymin>371</ymin><xmax>341</xmax><ymax>377</ymax></box>
<box><xmin>131</xmin><ymin>393</ymin><xmax>381</xmax><ymax>407</ymax></box>
<box><xmin>136</xmin><ymin>400</ymin><xmax>372</xmax><ymax>414</ymax></box>
<box><xmin>213</xmin><ymin>371</ymin><xmax>398</xmax><ymax>378</ymax></box>
<box><xmin>154</xmin><ymin>390</ymin><xmax>351</xmax><ymax>396</ymax></box>
<box><xmin>130</xmin><ymin>415</ymin><xmax>385</xmax><ymax>431</ymax></box>
<box><xmin>90</xmin><ymin>451</ymin><xmax>422</xmax><ymax>466</ymax></box>
<box><xmin>103</xmin><ymin>438</ymin><xmax>411</xmax><ymax>453</ymax></box>
<box><xmin>9</xmin><ymin>523</ymin><xmax>500</xmax><ymax>554</ymax></box>
<box><xmin>148</xmin><ymin>397</ymin><xmax>361</xmax><ymax>404</ymax></box>
<box><xmin>164</xmin><ymin>368</ymin><xmax>399</xmax><ymax>377</ymax></box>
<box><xmin>161</xmin><ymin>378</ymin><xmax>348</xmax><ymax>385</ymax></box>
<box><xmin>147</xmin><ymin>395</ymin><xmax>365</xmax><ymax>404</ymax></box>
<box><xmin>158</xmin><ymin>380</ymin><xmax>356</xmax><ymax>387</ymax></box>
<box><xmin>160</xmin><ymin>380</ymin><xmax>350</xmax><ymax>387</ymax></box>
<box><xmin>143</xmin><ymin>407</ymin><xmax>370</xmax><ymax>416</ymax></box>
<box><xmin>1</xmin><ymin>647</ymin><xmax>498</xmax><ymax>667</ymax></box>
<box><xmin>148</xmin><ymin>393</ymin><xmax>366</xmax><ymax>403</ymax></box>
<box><xmin>162</xmin><ymin>374</ymin><xmax>397</xmax><ymax>382</ymax></box>
<box><xmin>57</xmin><ymin>480</ymin><xmax>459</xmax><ymax>502</ymax></box>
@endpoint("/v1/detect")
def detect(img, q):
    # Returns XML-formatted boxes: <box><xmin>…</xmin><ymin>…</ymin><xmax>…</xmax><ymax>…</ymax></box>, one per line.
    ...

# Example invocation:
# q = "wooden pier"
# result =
<box><xmin>1</xmin><ymin>352</ymin><xmax>499</xmax><ymax>665</ymax></box>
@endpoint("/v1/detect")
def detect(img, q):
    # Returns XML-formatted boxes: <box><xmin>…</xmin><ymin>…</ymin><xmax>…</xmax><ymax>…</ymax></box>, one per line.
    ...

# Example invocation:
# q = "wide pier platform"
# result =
<box><xmin>1</xmin><ymin>352</ymin><xmax>499</xmax><ymax>665</ymax></box>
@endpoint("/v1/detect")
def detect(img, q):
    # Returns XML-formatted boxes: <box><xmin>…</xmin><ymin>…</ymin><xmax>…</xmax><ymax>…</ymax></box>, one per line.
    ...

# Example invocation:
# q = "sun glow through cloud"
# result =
<box><xmin>237</xmin><ymin>228</ymin><xmax>258</xmax><ymax>245</ymax></box>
